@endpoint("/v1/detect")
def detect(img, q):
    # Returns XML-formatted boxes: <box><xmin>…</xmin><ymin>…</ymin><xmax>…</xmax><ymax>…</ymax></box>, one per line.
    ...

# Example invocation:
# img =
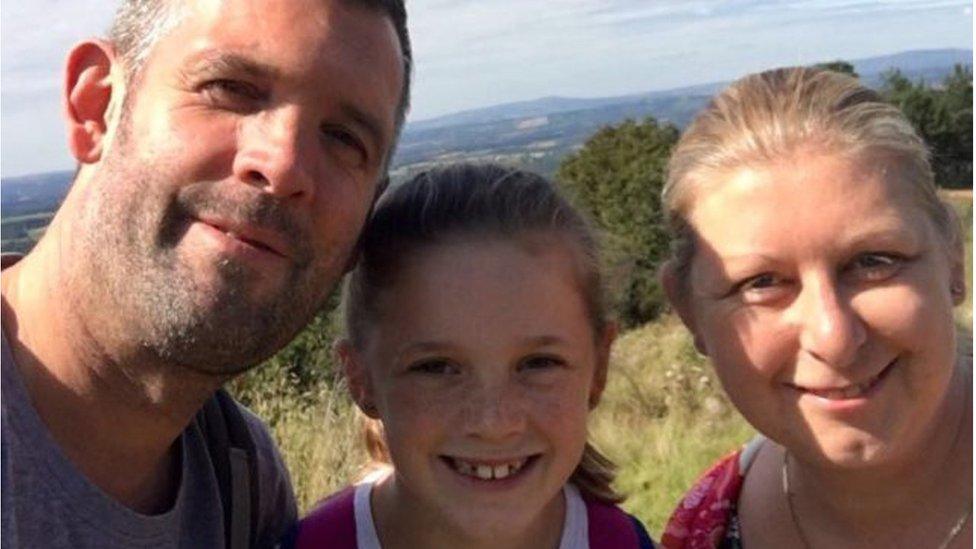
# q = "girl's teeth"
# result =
<box><xmin>451</xmin><ymin>458</ymin><xmax>526</xmax><ymax>480</ymax></box>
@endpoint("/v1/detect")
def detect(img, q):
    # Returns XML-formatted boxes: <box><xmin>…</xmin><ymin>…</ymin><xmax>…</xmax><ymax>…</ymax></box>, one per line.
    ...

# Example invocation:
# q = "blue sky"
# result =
<box><xmin>2</xmin><ymin>0</ymin><xmax>972</xmax><ymax>177</ymax></box>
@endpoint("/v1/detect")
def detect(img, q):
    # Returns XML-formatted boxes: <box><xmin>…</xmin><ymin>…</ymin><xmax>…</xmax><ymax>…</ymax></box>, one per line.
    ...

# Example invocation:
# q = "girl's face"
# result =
<box><xmin>345</xmin><ymin>235</ymin><xmax>611</xmax><ymax>541</ymax></box>
<box><xmin>670</xmin><ymin>150</ymin><xmax>964</xmax><ymax>469</ymax></box>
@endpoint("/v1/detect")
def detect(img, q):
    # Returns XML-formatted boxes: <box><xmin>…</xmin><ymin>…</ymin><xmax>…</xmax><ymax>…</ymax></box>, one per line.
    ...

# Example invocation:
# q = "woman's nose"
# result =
<box><xmin>797</xmin><ymin>276</ymin><xmax>867</xmax><ymax>368</ymax></box>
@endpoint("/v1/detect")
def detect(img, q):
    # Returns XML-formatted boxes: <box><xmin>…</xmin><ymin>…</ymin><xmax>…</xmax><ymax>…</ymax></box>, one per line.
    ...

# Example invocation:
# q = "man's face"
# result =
<box><xmin>78</xmin><ymin>0</ymin><xmax>404</xmax><ymax>374</ymax></box>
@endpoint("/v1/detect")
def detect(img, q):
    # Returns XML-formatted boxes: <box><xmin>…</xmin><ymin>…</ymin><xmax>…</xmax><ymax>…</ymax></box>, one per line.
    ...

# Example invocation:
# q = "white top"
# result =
<box><xmin>353</xmin><ymin>473</ymin><xmax>589</xmax><ymax>549</ymax></box>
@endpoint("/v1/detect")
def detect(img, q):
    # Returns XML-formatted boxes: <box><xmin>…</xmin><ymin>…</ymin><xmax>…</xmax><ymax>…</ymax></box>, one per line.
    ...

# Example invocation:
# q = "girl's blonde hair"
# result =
<box><xmin>344</xmin><ymin>162</ymin><xmax>623</xmax><ymax>503</ymax></box>
<box><xmin>663</xmin><ymin>66</ymin><xmax>962</xmax><ymax>284</ymax></box>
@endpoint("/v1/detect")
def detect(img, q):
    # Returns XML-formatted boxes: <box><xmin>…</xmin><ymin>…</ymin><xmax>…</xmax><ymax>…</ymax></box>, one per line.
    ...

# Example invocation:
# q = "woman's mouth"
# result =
<box><xmin>790</xmin><ymin>358</ymin><xmax>897</xmax><ymax>401</ymax></box>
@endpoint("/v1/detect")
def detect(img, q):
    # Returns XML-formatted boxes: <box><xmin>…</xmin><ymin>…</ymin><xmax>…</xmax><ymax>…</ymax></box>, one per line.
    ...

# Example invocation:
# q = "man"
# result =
<box><xmin>1</xmin><ymin>0</ymin><xmax>410</xmax><ymax>546</ymax></box>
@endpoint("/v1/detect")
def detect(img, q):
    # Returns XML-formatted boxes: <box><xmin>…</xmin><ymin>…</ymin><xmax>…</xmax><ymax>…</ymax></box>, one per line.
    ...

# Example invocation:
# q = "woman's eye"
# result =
<box><xmin>199</xmin><ymin>79</ymin><xmax>265</xmax><ymax>109</ymax></box>
<box><xmin>321</xmin><ymin>126</ymin><xmax>367</xmax><ymax>167</ymax></box>
<box><xmin>407</xmin><ymin>359</ymin><xmax>459</xmax><ymax>376</ymax></box>
<box><xmin>519</xmin><ymin>355</ymin><xmax>566</xmax><ymax>371</ymax></box>
<box><xmin>848</xmin><ymin>252</ymin><xmax>904</xmax><ymax>282</ymax></box>
<box><xmin>735</xmin><ymin>273</ymin><xmax>791</xmax><ymax>304</ymax></box>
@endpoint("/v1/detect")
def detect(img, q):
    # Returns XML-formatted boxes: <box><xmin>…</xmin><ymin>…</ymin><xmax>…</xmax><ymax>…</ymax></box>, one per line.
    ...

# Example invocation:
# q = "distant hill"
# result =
<box><xmin>404</xmin><ymin>49</ymin><xmax>972</xmax><ymax>133</ymax></box>
<box><xmin>854</xmin><ymin>49</ymin><xmax>972</xmax><ymax>82</ymax></box>
<box><xmin>1</xmin><ymin>170</ymin><xmax>73</xmax><ymax>218</ymax></box>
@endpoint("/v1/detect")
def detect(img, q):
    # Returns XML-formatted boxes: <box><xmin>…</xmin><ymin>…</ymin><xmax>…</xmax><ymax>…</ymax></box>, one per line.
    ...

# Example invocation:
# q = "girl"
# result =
<box><xmin>290</xmin><ymin>163</ymin><xmax>655</xmax><ymax>548</ymax></box>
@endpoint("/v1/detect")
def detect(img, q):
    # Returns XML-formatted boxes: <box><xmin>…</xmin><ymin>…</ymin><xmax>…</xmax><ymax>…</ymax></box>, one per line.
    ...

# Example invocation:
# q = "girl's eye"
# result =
<box><xmin>199</xmin><ymin>79</ymin><xmax>266</xmax><ymax>110</ymax></box>
<box><xmin>519</xmin><ymin>355</ymin><xmax>566</xmax><ymax>371</ymax></box>
<box><xmin>735</xmin><ymin>272</ymin><xmax>791</xmax><ymax>304</ymax></box>
<box><xmin>320</xmin><ymin>125</ymin><xmax>368</xmax><ymax>168</ymax></box>
<box><xmin>848</xmin><ymin>252</ymin><xmax>905</xmax><ymax>282</ymax></box>
<box><xmin>407</xmin><ymin>359</ymin><xmax>459</xmax><ymax>376</ymax></box>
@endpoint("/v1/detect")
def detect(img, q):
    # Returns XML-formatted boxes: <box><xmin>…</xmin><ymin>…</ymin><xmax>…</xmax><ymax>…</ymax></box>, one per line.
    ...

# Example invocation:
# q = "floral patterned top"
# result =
<box><xmin>659</xmin><ymin>436</ymin><xmax>766</xmax><ymax>549</ymax></box>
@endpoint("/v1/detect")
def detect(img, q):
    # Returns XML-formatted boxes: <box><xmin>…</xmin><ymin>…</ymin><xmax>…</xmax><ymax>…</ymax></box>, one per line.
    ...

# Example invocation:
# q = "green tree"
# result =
<box><xmin>881</xmin><ymin>65</ymin><xmax>973</xmax><ymax>188</ymax></box>
<box><xmin>557</xmin><ymin>118</ymin><xmax>679</xmax><ymax>327</ymax></box>
<box><xmin>815</xmin><ymin>60</ymin><xmax>858</xmax><ymax>78</ymax></box>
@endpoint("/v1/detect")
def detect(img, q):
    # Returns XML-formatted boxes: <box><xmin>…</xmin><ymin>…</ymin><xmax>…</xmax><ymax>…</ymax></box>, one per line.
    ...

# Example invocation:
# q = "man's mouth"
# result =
<box><xmin>441</xmin><ymin>455</ymin><xmax>537</xmax><ymax>481</ymax></box>
<box><xmin>200</xmin><ymin>217</ymin><xmax>291</xmax><ymax>259</ymax></box>
<box><xmin>222</xmin><ymin>230</ymin><xmax>278</xmax><ymax>254</ymax></box>
<box><xmin>789</xmin><ymin>359</ymin><xmax>896</xmax><ymax>400</ymax></box>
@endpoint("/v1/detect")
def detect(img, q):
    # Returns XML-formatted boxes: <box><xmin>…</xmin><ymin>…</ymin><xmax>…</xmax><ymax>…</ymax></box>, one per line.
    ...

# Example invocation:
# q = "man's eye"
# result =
<box><xmin>519</xmin><ymin>355</ymin><xmax>566</xmax><ymax>371</ymax></box>
<box><xmin>199</xmin><ymin>79</ymin><xmax>265</xmax><ymax>109</ymax></box>
<box><xmin>320</xmin><ymin>125</ymin><xmax>367</xmax><ymax>167</ymax></box>
<box><xmin>407</xmin><ymin>359</ymin><xmax>459</xmax><ymax>375</ymax></box>
<box><xmin>848</xmin><ymin>252</ymin><xmax>905</xmax><ymax>282</ymax></box>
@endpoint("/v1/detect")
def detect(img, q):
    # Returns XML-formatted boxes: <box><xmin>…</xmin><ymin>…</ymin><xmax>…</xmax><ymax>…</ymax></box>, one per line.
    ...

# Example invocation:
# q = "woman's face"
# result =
<box><xmin>674</xmin><ymin>150</ymin><xmax>964</xmax><ymax>468</ymax></box>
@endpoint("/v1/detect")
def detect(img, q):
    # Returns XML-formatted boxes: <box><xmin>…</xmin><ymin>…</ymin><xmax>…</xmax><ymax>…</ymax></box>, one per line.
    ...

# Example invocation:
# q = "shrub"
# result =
<box><xmin>557</xmin><ymin>118</ymin><xmax>679</xmax><ymax>327</ymax></box>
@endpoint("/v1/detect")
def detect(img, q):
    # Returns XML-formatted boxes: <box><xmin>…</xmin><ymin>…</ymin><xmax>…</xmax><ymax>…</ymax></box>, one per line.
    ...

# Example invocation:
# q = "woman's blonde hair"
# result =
<box><xmin>663</xmin><ymin>66</ymin><xmax>962</xmax><ymax>283</ymax></box>
<box><xmin>345</xmin><ymin>162</ymin><xmax>623</xmax><ymax>504</ymax></box>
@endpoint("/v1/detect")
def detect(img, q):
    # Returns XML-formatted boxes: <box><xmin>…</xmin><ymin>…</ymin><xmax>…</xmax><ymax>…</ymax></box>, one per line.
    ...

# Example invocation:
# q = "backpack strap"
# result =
<box><xmin>629</xmin><ymin>515</ymin><xmax>657</xmax><ymax>549</ymax></box>
<box><xmin>586</xmin><ymin>497</ymin><xmax>656</xmax><ymax>548</ymax></box>
<box><xmin>196</xmin><ymin>388</ymin><xmax>260</xmax><ymax>549</ymax></box>
<box><xmin>291</xmin><ymin>486</ymin><xmax>358</xmax><ymax>548</ymax></box>
<box><xmin>737</xmin><ymin>433</ymin><xmax>767</xmax><ymax>475</ymax></box>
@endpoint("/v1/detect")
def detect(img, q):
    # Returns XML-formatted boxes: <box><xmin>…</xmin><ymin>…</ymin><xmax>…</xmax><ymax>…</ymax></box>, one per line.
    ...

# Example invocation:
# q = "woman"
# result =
<box><xmin>658</xmin><ymin>67</ymin><xmax>971</xmax><ymax>548</ymax></box>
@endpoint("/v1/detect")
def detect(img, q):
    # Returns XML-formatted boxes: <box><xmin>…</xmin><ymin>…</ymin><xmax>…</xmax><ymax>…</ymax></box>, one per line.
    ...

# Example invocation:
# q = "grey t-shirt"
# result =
<box><xmin>0</xmin><ymin>330</ymin><xmax>297</xmax><ymax>548</ymax></box>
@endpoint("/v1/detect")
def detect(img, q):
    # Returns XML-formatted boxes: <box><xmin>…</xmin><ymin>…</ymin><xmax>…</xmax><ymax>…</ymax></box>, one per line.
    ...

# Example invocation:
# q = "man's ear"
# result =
<box><xmin>660</xmin><ymin>261</ymin><xmax>708</xmax><ymax>356</ymax></box>
<box><xmin>335</xmin><ymin>338</ymin><xmax>380</xmax><ymax>418</ymax></box>
<box><xmin>63</xmin><ymin>39</ymin><xmax>121</xmax><ymax>164</ymax></box>
<box><xmin>588</xmin><ymin>321</ymin><xmax>618</xmax><ymax>409</ymax></box>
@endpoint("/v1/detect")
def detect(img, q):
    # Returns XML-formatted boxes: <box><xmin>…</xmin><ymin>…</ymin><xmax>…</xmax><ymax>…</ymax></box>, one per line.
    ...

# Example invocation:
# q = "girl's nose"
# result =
<box><xmin>462</xmin><ymin>383</ymin><xmax>527</xmax><ymax>442</ymax></box>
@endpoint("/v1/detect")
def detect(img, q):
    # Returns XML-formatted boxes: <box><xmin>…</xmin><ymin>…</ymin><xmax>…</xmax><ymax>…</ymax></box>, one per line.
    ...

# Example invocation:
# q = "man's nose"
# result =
<box><xmin>233</xmin><ymin>108</ymin><xmax>315</xmax><ymax>200</ymax></box>
<box><xmin>796</xmin><ymin>276</ymin><xmax>866</xmax><ymax>368</ymax></box>
<box><xmin>462</xmin><ymin>381</ymin><xmax>527</xmax><ymax>442</ymax></box>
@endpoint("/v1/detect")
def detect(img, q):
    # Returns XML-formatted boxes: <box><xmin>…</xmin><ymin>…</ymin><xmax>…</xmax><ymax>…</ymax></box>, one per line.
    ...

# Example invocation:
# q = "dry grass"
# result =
<box><xmin>590</xmin><ymin>316</ymin><xmax>753</xmax><ymax>533</ymax></box>
<box><xmin>241</xmin><ymin>379</ymin><xmax>366</xmax><ymax>512</ymax></box>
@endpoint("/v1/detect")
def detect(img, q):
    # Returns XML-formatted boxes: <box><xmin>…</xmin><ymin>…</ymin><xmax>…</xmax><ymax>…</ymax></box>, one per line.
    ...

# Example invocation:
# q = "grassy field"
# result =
<box><xmin>240</xmin><ymin>192</ymin><xmax>972</xmax><ymax>537</ymax></box>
